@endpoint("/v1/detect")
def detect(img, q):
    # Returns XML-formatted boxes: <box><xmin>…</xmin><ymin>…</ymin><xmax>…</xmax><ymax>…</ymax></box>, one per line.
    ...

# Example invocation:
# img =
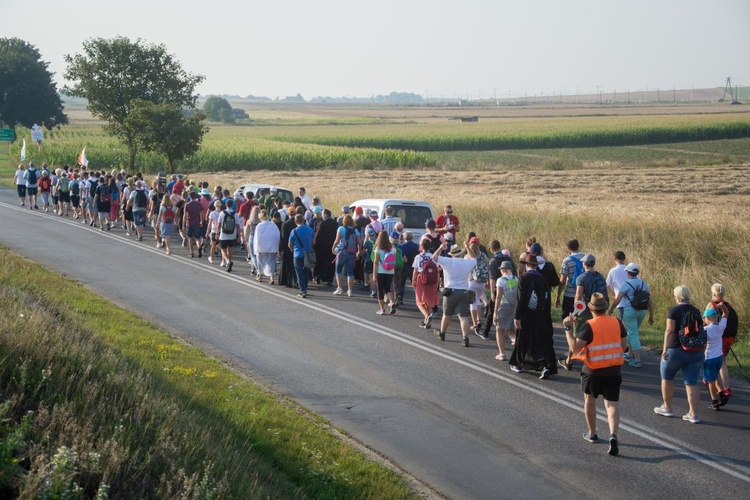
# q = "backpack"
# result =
<box><xmin>569</xmin><ymin>254</ymin><xmax>585</xmax><ymax>286</ymax></box>
<box><xmin>395</xmin><ymin>247</ymin><xmax>404</xmax><ymax>270</ymax></box>
<box><xmin>134</xmin><ymin>190</ymin><xmax>148</xmax><ymax>208</ymax></box>
<box><xmin>381</xmin><ymin>250</ymin><xmax>396</xmax><ymax>272</ymax></box>
<box><xmin>221</xmin><ymin>210</ymin><xmax>236</xmax><ymax>234</ymax></box>
<box><xmin>70</xmin><ymin>180</ymin><xmax>80</xmax><ymax>196</ymax></box>
<box><xmin>100</xmin><ymin>185</ymin><xmax>111</xmax><ymax>203</ymax></box>
<box><xmin>627</xmin><ymin>281</ymin><xmax>650</xmax><ymax>310</ymax></box>
<box><xmin>163</xmin><ymin>207</ymin><xmax>175</xmax><ymax>224</ymax></box>
<box><xmin>471</xmin><ymin>253</ymin><xmax>489</xmax><ymax>283</ymax></box>
<box><xmin>712</xmin><ymin>301</ymin><xmax>738</xmax><ymax>338</ymax></box>
<box><xmin>59</xmin><ymin>177</ymin><xmax>70</xmax><ymax>193</ymax></box>
<box><xmin>677</xmin><ymin>306</ymin><xmax>707</xmax><ymax>352</ymax></box>
<box><xmin>343</xmin><ymin>227</ymin><xmax>358</xmax><ymax>253</ymax></box>
<box><xmin>26</xmin><ymin>169</ymin><xmax>38</xmax><ymax>185</ymax></box>
<box><xmin>425</xmin><ymin>234</ymin><xmax>441</xmax><ymax>254</ymax></box>
<box><xmin>417</xmin><ymin>256</ymin><xmax>439</xmax><ymax>286</ymax></box>
<box><xmin>499</xmin><ymin>275</ymin><xmax>519</xmax><ymax>308</ymax></box>
<box><xmin>581</xmin><ymin>271</ymin><xmax>608</xmax><ymax>305</ymax></box>
<box><xmin>39</xmin><ymin>177</ymin><xmax>51</xmax><ymax>191</ymax></box>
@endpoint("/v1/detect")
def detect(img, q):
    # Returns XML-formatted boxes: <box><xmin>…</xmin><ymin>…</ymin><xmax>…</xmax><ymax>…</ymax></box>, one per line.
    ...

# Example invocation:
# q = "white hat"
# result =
<box><xmin>625</xmin><ymin>262</ymin><xmax>640</xmax><ymax>274</ymax></box>
<box><xmin>270</xmin><ymin>186</ymin><xmax>278</xmax><ymax>193</ymax></box>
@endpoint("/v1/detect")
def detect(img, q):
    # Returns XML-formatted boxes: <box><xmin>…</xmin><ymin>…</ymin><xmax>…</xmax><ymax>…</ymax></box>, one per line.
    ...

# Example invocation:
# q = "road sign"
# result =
<box><xmin>0</xmin><ymin>129</ymin><xmax>14</xmax><ymax>142</ymax></box>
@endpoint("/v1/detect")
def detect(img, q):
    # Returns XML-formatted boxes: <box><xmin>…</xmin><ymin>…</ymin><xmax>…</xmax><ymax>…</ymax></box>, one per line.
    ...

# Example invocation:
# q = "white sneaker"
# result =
<box><xmin>347</xmin><ymin>289</ymin><xmax>352</xmax><ymax>297</ymax></box>
<box><xmin>654</xmin><ymin>405</ymin><xmax>674</xmax><ymax>418</ymax></box>
<box><xmin>220</xmin><ymin>261</ymin><xmax>226</xmax><ymax>267</ymax></box>
<box><xmin>333</xmin><ymin>288</ymin><xmax>344</xmax><ymax>295</ymax></box>
<box><xmin>208</xmin><ymin>257</ymin><xmax>213</xmax><ymax>264</ymax></box>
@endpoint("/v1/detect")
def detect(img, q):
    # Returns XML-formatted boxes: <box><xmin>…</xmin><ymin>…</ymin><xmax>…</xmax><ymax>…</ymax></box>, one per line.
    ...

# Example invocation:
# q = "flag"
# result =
<box><xmin>78</xmin><ymin>147</ymin><xmax>88</xmax><ymax>167</ymax></box>
<box><xmin>20</xmin><ymin>139</ymin><xmax>26</xmax><ymax>161</ymax></box>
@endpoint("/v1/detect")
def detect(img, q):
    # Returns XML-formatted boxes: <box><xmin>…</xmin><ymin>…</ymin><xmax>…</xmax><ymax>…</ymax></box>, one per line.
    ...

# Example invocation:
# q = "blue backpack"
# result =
<box><xmin>569</xmin><ymin>255</ymin><xmax>585</xmax><ymax>286</ymax></box>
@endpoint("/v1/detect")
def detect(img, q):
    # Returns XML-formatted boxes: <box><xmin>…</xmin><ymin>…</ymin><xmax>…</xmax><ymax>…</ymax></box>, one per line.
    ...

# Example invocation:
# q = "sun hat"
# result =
<box><xmin>588</xmin><ymin>292</ymin><xmax>608</xmax><ymax>311</ymax></box>
<box><xmin>500</xmin><ymin>260</ymin><xmax>513</xmax><ymax>270</ymax></box>
<box><xmin>449</xmin><ymin>245</ymin><xmax>465</xmax><ymax>258</ymax></box>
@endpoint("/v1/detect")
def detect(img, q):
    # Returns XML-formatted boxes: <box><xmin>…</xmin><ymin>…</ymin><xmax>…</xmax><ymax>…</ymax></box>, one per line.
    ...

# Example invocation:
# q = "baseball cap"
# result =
<box><xmin>703</xmin><ymin>307</ymin><xmax>719</xmax><ymax>318</ymax></box>
<box><xmin>354</xmin><ymin>206</ymin><xmax>363</xmax><ymax>215</ymax></box>
<box><xmin>201</xmin><ymin>188</ymin><xmax>211</xmax><ymax>196</ymax></box>
<box><xmin>270</xmin><ymin>186</ymin><xmax>278</xmax><ymax>193</ymax></box>
<box><xmin>425</xmin><ymin>219</ymin><xmax>436</xmax><ymax>229</ymax></box>
<box><xmin>444</xmin><ymin>232</ymin><xmax>454</xmax><ymax>241</ymax></box>
<box><xmin>469</xmin><ymin>236</ymin><xmax>480</xmax><ymax>246</ymax></box>
<box><xmin>529</xmin><ymin>242</ymin><xmax>543</xmax><ymax>255</ymax></box>
<box><xmin>369</xmin><ymin>210</ymin><xmax>379</xmax><ymax>218</ymax></box>
<box><xmin>583</xmin><ymin>254</ymin><xmax>596</xmax><ymax>265</ymax></box>
<box><xmin>313</xmin><ymin>205</ymin><xmax>323</xmax><ymax>214</ymax></box>
<box><xmin>390</xmin><ymin>231</ymin><xmax>400</xmax><ymax>239</ymax></box>
<box><xmin>625</xmin><ymin>262</ymin><xmax>640</xmax><ymax>274</ymax></box>
<box><xmin>341</xmin><ymin>205</ymin><xmax>350</xmax><ymax>213</ymax></box>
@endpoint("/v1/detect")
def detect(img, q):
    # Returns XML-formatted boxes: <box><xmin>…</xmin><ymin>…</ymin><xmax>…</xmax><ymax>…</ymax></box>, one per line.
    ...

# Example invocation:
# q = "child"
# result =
<box><xmin>703</xmin><ymin>303</ymin><xmax>728</xmax><ymax>410</ymax></box>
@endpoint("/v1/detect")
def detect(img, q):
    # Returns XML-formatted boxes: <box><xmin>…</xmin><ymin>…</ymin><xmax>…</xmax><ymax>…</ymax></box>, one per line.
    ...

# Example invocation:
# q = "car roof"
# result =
<box><xmin>350</xmin><ymin>199</ymin><xmax>432</xmax><ymax>206</ymax></box>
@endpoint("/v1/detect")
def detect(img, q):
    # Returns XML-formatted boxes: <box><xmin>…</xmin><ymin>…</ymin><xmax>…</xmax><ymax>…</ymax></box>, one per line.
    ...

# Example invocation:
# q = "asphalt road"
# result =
<box><xmin>1</xmin><ymin>189</ymin><xmax>749</xmax><ymax>499</ymax></box>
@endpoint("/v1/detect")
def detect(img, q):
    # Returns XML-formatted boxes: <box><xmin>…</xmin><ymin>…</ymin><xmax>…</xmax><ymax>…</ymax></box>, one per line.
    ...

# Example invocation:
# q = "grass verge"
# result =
<box><xmin>0</xmin><ymin>247</ymin><xmax>416</xmax><ymax>498</ymax></box>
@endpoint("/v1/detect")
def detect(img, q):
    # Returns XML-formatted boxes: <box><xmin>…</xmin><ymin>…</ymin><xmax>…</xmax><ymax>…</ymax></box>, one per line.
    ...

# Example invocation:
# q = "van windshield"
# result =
<box><xmin>257</xmin><ymin>188</ymin><xmax>294</xmax><ymax>203</ymax></box>
<box><xmin>390</xmin><ymin>205</ymin><xmax>433</xmax><ymax>228</ymax></box>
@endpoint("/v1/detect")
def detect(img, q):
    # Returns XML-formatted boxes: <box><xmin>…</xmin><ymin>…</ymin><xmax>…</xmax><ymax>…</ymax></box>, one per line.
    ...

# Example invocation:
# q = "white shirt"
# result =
<box><xmin>705</xmin><ymin>317</ymin><xmax>727</xmax><ymax>360</ymax></box>
<box><xmin>254</xmin><ymin>220</ymin><xmax>281</xmax><ymax>254</ymax></box>
<box><xmin>607</xmin><ymin>264</ymin><xmax>628</xmax><ymax>306</ymax></box>
<box><xmin>300</xmin><ymin>193</ymin><xmax>312</xmax><ymax>211</ymax></box>
<box><xmin>14</xmin><ymin>168</ymin><xmax>26</xmax><ymax>185</ymax></box>
<box><xmin>437</xmin><ymin>256</ymin><xmax>476</xmax><ymax>290</ymax></box>
<box><xmin>415</xmin><ymin>252</ymin><xmax>433</xmax><ymax>272</ymax></box>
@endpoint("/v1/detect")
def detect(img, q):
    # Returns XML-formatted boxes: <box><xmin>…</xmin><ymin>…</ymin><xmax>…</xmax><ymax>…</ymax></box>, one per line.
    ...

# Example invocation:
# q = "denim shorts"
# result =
<box><xmin>702</xmin><ymin>355</ymin><xmax>723</xmax><ymax>383</ymax></box>
<box><xmin>336</xmin><ymin>251</ymin><xmax>356</xmax><ymax>278</ymax></box>
<box><xmin>660</xmin><ymin>348</ymin><xmax>705</xmax><ymax>385</ymax></box>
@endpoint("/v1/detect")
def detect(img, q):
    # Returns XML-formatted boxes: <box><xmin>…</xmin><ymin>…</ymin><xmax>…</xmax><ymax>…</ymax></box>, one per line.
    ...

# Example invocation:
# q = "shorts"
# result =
<box><xmin>186</xmin><ymin>226</ymin><xmax>202</xmax><ymax>239</ymax></box>
<box><xmin>124</xmin><ymin>207</ymin><xmax>134</xmax><ymax>222</ymax></box>
<box><xmin>336</xmin><ymin>252</ymin><xmax>356</xmax><ymax>278</ymax></box>
<box><xmin>703</xmin><ymin>355</ymin><xmax>723</xmax><ymax>383</ymax></box>
<box><xmin>133</xmin><ymin>211</ymin><xmax>147</xmax><ymax>228</ymax></box>
<box><xmin>220</xmin><ymin>239</ymin><xmax>235</xmax><ymax>249</ymax></box>
<box><xmin>660</xmin><ymin>348</ymin><xmax>704</xmax><ymax>386</ymax></box>
<box><xmin>364</xmin><ymin>260</ymin><xmax>374</xmax><ymax>275</ymax></box>
<box><xmin>71</xmin><ymin>195</ymin><xmax>80</xmax><ymax>208</ymax></box>
<box><xmin>376</xmin><ymin>273</ymin><xmax>394</xmax><ymax>299</ymax></box>
<box><xmin>27</xmin><ymin>187</ymin><xmax>38</xmax><ymax>196</ymax></box>
<box><xmin>722</xmin><ymin>337</ymin><xmax>735</xmax><ymax>356</ymax></box>
<box><xmin>59</xmin><ymin>191</ymin><xmax>70</xmax><ymax>203</ymax></box>
<box><xmin>211</xmin><ymin>233</ymin><xmax>219</xmax><ymax>243</ymax></box>
<box><xmin>17</xmin><ymin>185</ymin><xmax>26</xmax><ymax>197</ymax></box>
<box><xmin>581</xmin><ymin>372</ymin><xmax>622</xmax><ymax>401</ymax></box>
<box><xmin>443</xmin><ymin>289</ymin><xmax>472</xmax><ymax>318</ymax></box>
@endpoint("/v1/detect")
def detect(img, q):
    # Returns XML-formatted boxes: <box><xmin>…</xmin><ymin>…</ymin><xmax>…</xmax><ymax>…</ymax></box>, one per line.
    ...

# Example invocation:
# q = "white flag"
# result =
<box><xmin>78</xmin><ymin>147</ymin><xmax>88</xmax><ymax>167</ymax></box>
<box><xmin>20</xmin><ymin>139</ymin><xmax>26</xmax><ymax>161</ymax></box>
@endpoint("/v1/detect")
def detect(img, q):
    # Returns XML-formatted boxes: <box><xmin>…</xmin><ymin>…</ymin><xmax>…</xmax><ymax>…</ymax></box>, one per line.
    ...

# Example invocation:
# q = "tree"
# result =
<box><xmin>0</xmin><ymin>38</ymin><xmax>68</xmax><ymax>132</ymax></box>
<box><xmin>64</xmin><ymin>37</ymin><xmax>204</xmax><ymax>170</ymax></box>
<box><xmin>125</xmin><ymin>100</ymin><xmax>208</xmax><ymax>174</ymax></box>
<box><xmin>203</xmin><ymin>95</ymin><xmax>232</xmax><ymax>122</ymax></box>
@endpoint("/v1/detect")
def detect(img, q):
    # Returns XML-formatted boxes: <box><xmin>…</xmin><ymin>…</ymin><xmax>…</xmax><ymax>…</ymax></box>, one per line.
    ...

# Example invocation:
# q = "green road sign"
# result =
<box><xmin>0</xmin><ymin>129</ymin><xmax>14</xmax><ymax>142</ymax></box>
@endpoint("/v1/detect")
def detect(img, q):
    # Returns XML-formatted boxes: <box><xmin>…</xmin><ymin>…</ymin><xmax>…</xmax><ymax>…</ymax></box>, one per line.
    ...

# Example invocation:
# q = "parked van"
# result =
<box><xmin>350</xmin><ymin>199</ymin><xmax>434</xmax><ymax>240</ymax></box>
<box><xmin>236</xmin><ymin>183</ymin><xmax>294</xmax><ymax>204</ymax></box>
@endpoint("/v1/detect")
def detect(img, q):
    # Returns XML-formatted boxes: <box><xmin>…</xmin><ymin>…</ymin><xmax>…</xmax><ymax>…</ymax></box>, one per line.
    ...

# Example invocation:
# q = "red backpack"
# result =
<box><xmin>163</xmin><ymin>207</ymin><xmax>175</xmax><ymax>224</ymax></box>
<box><xmin>417</xmin><ymin>256</ymin><xmax>439</xmax><ymax>286</ymax></box>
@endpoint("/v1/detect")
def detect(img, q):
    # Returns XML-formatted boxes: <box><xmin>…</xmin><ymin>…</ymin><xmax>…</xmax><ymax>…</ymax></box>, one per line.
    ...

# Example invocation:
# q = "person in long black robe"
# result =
<box><xmin>534</xmin><ymin>249</ymin><xmax>561</xmax><ymax>374</ymax></box>
<box><xmin>510</xmin><ymin>255</ymin><xmax>556</xmax><ymax>376</ymax></box>
<box><xmin>314</xmin><ymin>210</ymin><xmax>338</xmax><ymax>286</ymax></box>
<box><xmin>279</xmin><ymin>208</ymin><xmax>298</xmax><ymax>288</ymax></box>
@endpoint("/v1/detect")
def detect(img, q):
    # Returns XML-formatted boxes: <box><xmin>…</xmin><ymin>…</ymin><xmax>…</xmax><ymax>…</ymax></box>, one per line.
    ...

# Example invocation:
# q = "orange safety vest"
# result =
<box><xmin>572</xmin><ymin>315</ymin><xmax>624</xmax><ymax>369</ymax></box>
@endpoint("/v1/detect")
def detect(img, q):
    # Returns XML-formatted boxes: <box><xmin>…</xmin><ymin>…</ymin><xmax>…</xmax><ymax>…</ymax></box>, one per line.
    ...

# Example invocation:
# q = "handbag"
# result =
<box><xmin>303</xmin><ymin>251</ymin><xmax>317</xmax><ymax>270</ymax></box>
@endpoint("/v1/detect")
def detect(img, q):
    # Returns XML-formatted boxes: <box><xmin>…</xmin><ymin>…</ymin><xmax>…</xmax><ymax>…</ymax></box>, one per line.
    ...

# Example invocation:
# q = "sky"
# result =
<box><xmin>2</xmin><ymin>0</ymin><xmax>749</xmax><ymax>100</ymax></box>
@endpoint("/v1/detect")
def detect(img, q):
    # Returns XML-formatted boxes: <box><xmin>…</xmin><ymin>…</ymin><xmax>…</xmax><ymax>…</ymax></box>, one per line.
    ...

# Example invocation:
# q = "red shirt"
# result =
<box><xmin>172</xmin><ymin>180</ymin><xmax>185</xmax><ymax>196</ymax></box>
<box><xmin>239</xmin><ymin>200</ymin><xmax>257</xmax><ymax>225</ymax></box>
<box><xmin>435</xmin><ymin>213</ymin><xmax>459</xmax><ymax>239</ymax></box>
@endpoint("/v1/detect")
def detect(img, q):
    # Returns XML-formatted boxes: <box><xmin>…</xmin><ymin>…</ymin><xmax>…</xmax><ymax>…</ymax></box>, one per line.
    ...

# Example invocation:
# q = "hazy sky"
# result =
<box><xmin>3</xmin><ymin>0</ymin><xmax>748</xmax><ymax>99</ymax></box>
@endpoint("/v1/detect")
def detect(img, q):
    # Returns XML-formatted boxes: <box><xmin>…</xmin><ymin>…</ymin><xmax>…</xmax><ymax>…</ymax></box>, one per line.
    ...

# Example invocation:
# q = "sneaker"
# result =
<box><xmin>557</xmin><ymin>357</ymin><xmax>572</xmax><ymax>371</ymax></box>
<box><xmin>608</xmin><ymin>435</ymin><xmax>619</xmax><ymax>456</ymax></box>
<box><xmin>495</xmin><ymin>353</ymin><xmax>508</xmax><ymax>361</ymax></box>
<box><xmin>628</xmin><ymin>360</ymin><xmax>643</xmax><ymax>368</ymax></box>
<box><xmin>583</xmin><ymin>432</ymin><xmax>599</xmax><ymax>443</ymax></box>
<box><xmin>370</xmin><ymin>290</ymin><xmax>376</xmax><ymax>298</ymax></box>
<box><xmin>190</xmin><ymin>253</ymin><xmax>195</xmax><ymax>258</ymax></box>
<box><xmin>682</xmin><ymin>413</ymin><xmax>700</xmax><ymax>424</ymax></box>
<box><xmin>227</xmin><ymin>261</ymin><xmax>233</xmax><ymax>272</ymax></box>
<box><xmin>462</xmin><ymin>336</ymin><xmax>469</xmax><ymax>347</ymax></box>
<box><xmin>434</xmin><ymin>329</ymin><xmax>445</xmax><ymax>341</ymax></box>
<box><xmin>208</xmin><ymin>257</ymin><xmax>213</xmax><ymax>264</ymax></box>
<box><xmin>474</xmin><ymin>328</ymin><xmax>486</xmax><ymax>339</ymax></box>
<box><xmin>376</xmin><ymin>309</ymin><xmax>386</xmax><ymax>315</ymax></box>
<box><xmin>389</xmin><ymin>303</ymin><xmax>396</xmax><ymax>315</ymax></box>
<box><xmin>539</xmin><ymin>368</ymin><xmax>550</xmax><ymax>380</ymax></box>
<box><xmin>156</xmin><ymin>243</ymin><xmax>161</xmax><ymax>248</ymax></box>
<box><xmin>432</xmin><ymin>305</ymin><xmax>439</xmax><ymax>315</ymax></box>
<box><xmin>347</xmin><ymin>289</ymin><xmax>352</xmax><ymax>297</ymax></box>
<box><xmin>708</xmin><ymin>400</ymin><xmax>720</xmax><ymax>411</ymax></box>
<box><xmin>653</xmin><ymin>405</ymin><xmax>674</xmax><ymax>418</ymax></box>
<box><xmin>333</xmin><ymin>288</ymin><xmax>344</xmax><ymax>295</ymax></box>
<box><xmin>300</xmin><ymin>292</ymin><xmax>307</xmax><ymax>298</ymax></box>
<box><xmin>34</xmin><ymin>205</ymin><xmax>39</xmax><ymax>210</ymax></box>
<box><xmin>137</xmin><ymin>235</ymin><xmax>143</xmax><ymax>241</ymax></box>
<box><xmin>510</xmin><ymin>365</ymin><xmax>524</xmax><ymax>373</ymax></box>
<box><xmin>718</xmin><ymin>393</ymin><xmax>729</xmax><ymax>407</ymax></box>
<box><xmin>220</xmin><ymin>262</ymin><xmax>226</xmax><ymax>267</ymax></box>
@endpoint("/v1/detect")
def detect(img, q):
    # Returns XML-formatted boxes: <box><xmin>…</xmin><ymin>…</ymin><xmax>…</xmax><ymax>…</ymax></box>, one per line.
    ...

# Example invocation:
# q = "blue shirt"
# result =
<box><xmin>290</xmin><ymin>225</ymin><xmax>314</xmax><ymax>258</ymax></box>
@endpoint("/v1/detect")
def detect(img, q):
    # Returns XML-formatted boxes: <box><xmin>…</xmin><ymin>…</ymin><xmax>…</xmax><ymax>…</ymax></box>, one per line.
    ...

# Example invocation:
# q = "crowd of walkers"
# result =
<box><xmin>12</xmin><ymin>162</ymin><xmax>741</xmax><ymax>455</ymax></box>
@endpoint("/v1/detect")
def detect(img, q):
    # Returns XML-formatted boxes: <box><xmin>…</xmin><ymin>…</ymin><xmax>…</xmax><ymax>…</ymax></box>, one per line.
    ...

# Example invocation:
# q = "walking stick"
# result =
<box><xmin>729</xmin><ymin>347</ymin><xmax>750</xmax><ymax>385</ymax></box>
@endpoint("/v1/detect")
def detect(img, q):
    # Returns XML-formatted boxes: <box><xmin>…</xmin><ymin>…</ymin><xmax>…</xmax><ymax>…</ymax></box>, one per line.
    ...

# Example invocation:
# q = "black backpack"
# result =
<box><xmin>26</xmin><ymin>168</ymin><xmax>38</xmax><ymax>185</ymax></box>
<box><xmin>221</xmin><ymin>210</ymin><xmax>236</xmax><ymax>234</ymax></box>
<box><xmin>627</xmin><ymin>281</ymin><xmax>650</xmax><ymax>310</ymax></box>
<box><xmin>677</xmin><ymin>306</ymin><xmax>707</xmax><ymax>352</ymax></box>
<box><xmin>134</xmin><ymin>190</ymin><xmax>148</xmax><ymax>208</ymax></box>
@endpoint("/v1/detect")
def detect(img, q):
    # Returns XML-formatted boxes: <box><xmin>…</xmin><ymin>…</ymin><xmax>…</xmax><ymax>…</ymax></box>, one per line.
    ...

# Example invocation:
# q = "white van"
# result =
<box><xmin>350</xmin><ymin>199</ymin><xmax>434</xmax><ymax>240</ymax></box>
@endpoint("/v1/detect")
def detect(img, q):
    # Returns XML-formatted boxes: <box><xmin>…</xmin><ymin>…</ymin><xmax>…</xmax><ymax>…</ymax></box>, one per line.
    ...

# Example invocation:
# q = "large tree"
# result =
<box><xmin>63</xmin><ymin>36</ymin><xmax>204</xmax><ymax>170</ymax></box>
<box><xmin>125</xmin><ymin>100</ymin><xmax>208</xmax><ymax>174</ymax></box>
<box><xmin>0</xmin><ymin>38</ymin><xmax>68</xmax><ymax>132</ymax></box>
<box><xmin>203</xmin><ymin>95</ymin><xmax>233</xmax><ymax>122</ymax></box>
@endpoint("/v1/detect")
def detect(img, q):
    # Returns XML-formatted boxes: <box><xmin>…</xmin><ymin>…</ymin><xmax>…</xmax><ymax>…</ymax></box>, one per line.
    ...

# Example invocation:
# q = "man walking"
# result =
<box><xmin>565</xmin><ymin>293</ymin><xmax>627</xmax><ymax>456</ymax></box>
<box><xmin>183</xmin><ymin>191</ymin><xmax>205</xmax><ymax>258</ymax></box>
<box><xmin>432</xmin><ymin>241</ymin><xmax>477</xmax><ymax>347</ymax></box>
